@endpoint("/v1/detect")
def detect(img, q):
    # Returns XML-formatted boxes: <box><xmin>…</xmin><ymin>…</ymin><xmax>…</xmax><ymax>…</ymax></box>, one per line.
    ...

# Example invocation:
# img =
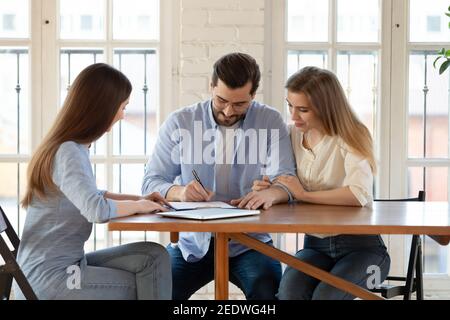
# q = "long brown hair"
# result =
<box><xmin>22</xmin><ymin>63</ymin><xmax>132</xmax><ymax>207</ymax></box>
<box><xmin>286</xmin><ymin>66</ymin><xmax>376</xmax><ymax>173</ymax></box>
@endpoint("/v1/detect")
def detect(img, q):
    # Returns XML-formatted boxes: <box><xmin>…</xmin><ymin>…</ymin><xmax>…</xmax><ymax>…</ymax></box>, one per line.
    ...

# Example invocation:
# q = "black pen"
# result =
<box><xmin>192</xmin><ymin>169</ymin><xmax>207</xmax><ymax>193</ymax></box>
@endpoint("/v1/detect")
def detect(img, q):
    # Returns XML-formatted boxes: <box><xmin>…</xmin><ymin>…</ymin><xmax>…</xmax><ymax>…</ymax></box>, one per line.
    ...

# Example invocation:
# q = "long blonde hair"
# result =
<box><xmin>22</xmin><ymin>63</ymin><xmax>132</xmax><ymax>207</ymax></box>
<box><xmin>286</xmin><ymin>66</ymin><xmax>376</xmax><ymax>173</ymax></box>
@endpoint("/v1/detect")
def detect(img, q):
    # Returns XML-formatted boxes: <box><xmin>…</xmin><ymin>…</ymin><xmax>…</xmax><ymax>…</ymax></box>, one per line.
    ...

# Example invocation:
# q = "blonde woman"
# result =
<box><xmin>253</xmin><ymin>67</ymin><xmax>390</xmax><ymax>300</ymax></box>
<box><xmin>15</xmin><ymin>63</ymin><xmax>171</xmax><ymax>300</ymax></box>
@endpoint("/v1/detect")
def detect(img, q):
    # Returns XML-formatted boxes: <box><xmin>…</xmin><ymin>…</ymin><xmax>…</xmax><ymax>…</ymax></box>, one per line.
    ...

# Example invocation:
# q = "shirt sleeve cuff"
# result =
<box><xmin>107</xmin><ymin>199</ymin><xmax>119</xmax><ymax>219</ymax></box>
<box><xmin>161</xmin><ymin>183</ymin><xmax>177</xmax><ymax>198</ymax></box>
<box><xmin>349</xmin><ymin>185</ymin><xmax>369</xmax><ymax>207</ymax></box>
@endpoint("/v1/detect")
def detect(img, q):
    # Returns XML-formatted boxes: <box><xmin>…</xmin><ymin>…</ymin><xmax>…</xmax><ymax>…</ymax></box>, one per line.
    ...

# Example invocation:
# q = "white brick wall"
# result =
<box><xmin>179</xmin><ymin>0</ymin><xmax>267</xmax><ymax>108</ymax></box>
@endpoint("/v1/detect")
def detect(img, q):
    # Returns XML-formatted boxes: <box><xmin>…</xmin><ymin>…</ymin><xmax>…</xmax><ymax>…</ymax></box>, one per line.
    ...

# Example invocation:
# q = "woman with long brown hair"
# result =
<box><xmin>253</xmin><ymin>66</ymin><xmax>390</xmax><ymax>299</ymax></box>
<box><xmin>14</xmin><ymin>63</ymin><xmax>171</xmax><ymax>300</ymax></box>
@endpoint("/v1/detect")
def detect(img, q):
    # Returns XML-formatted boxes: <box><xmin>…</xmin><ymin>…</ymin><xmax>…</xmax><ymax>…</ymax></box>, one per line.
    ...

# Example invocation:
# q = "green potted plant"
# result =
<box><xmin>433</xmin><ymin>6</ymin><xmax>450</xmax><ymax>74</ymax></box>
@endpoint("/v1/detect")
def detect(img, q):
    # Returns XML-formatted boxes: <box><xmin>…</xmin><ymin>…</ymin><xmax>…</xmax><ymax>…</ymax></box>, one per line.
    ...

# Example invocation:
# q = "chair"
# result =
<box><xmin>371</xmin><ymin>191</ymin><xmax>425</xmax><ymax>300</ymax></box>
<box><xmin>0</xmin><ymin>205</ymin><xmax>37</xmax><ymax>300</ymax></box>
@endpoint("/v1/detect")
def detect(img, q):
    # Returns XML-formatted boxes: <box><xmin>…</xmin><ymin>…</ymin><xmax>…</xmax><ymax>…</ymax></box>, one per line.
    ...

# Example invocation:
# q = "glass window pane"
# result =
<box><xmin>285</xmin><ymin>233</ymin><xmax>305</xmax><ymax>255</ymax></box>
<box><xmin>113</xmin><ymin>0</ymin><xmax>159</xmax><ymax>40</ymax></box>
<box><xmin>337</xmin><ymin>0</ymin><xmax>380</xmax><ymax>42</ymax></box>
<box><xmin>113</xmin><ymin>49</ymin><xmax>158</xmax><ymax>156</ymax></box>
<box><xmin>407</xmin><ymin>167</ymin><xmax>448</xmax><ymax>274</ymax></box>
<box><xmin>0</xmin><ymin>163</ymin><xmax>27</xmax><ymax>238</ymax></box>
<box><xmin>337</xmin><ymin>51</ymin><xmax>379</xmax><ymax>136</ymax></box>
<box><xmin>408</xmin><ymin>167</ymin><xmax>448</xmax><ymax>201</ymax></box>
<box><xmin>410</xmin><ymin>0</ymin><xmax>450</xmax><ymax>42</ymax></box>
<box><xmin>92</xmin><ymin>163</ymin><xmax>106</xmax><ymax>190</ymax></box>
<box><xmin>423</xmin><ymin>234</ymin><xmax>449</xmax><ymax>274</ymax></box>
<box><xmin>408</xmin><ymin>52</ymin><xmax>449</xmax><ymax>158</ymax></box>
<box><xmin>60</xmin><ymin>0</ymin><xmax>105</xmax><ymax>40</ymax></box>
<box><xmin>287</xmin><ymin>50</ymin><xmax>328</xmax><ymax>78</ymax></box>
<box><xmin>0</xmin><ymin>48</ymin><xmax>30</xmax><ymax>155</ymax></box>
<box><xmin>0</xmin><ymin>0</ymin><xmax>29</xmax><ymax>38</ymax></box>
<box><xmin>113</xmin><ymin>164</ymin><xmax>145</xmax><ymax>195</ymax></box>
<box><xmin>287</xmin><ymin>0</ymin><xmax>328</xmax><ymax>42</ymax></box>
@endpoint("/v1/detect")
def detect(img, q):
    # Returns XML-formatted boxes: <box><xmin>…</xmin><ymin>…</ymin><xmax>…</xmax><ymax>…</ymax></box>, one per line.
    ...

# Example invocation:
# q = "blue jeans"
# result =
<box><xmin>277</xmin><ymin>234</ymin><xmax>391</xmax><ymax>300</ymax></box>
<box><xmin>56</xmin><ymin>242</ymin><xmax>172</xmax><ymax>300</ymax></box>
<box><xmin>167</xmin><ymin>239</ymin><xmax>281</xmax><ymax>300</ymax></box>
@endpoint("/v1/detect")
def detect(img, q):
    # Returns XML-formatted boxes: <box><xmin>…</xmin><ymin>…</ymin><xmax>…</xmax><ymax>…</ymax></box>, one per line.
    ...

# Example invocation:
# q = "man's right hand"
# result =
<box><xmin>168</xmin><ymin>181</ymin><xmax>214</xmax><ymax>202</ymax></box>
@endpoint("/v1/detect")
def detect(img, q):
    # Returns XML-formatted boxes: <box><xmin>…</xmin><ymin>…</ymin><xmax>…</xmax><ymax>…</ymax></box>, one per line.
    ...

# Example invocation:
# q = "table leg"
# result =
<box><xmin>170</xmin><ymin>232</ymin><xmax>179</xmax><ymax>243</ymax></box>
<box><xmin>230</xmin><ymin>233</ymin><xmax>384</xmax><ymax>300</ymax></box>
<box><xmin>214</xmin><ymin>232</ymin><xmax>229</xmax><ymax>300</ymax></box>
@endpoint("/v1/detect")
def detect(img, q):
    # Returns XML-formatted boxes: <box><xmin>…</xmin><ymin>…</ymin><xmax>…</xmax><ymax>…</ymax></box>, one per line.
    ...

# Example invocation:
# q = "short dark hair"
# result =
<box><xmin>211</xmin><ymin>52</ymin><xmax>261</xmax><ymax>95</ymax></box>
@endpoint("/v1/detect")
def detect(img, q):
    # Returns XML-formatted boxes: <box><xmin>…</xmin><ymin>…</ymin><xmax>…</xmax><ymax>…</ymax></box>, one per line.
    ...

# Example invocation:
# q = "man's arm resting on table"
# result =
<box><xmin>166</xmin><ymin>185</ymin><xmax>182</xmax><ymax>202</ymax></box>
<box><xmin>104</xmin><ymin>192</ymin><xmax>142</xmax><ymax>201</ymax></box>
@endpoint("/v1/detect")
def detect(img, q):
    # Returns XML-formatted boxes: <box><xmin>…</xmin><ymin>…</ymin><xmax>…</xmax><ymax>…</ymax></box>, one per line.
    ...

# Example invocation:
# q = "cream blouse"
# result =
<box><xmin>289</xmin><ymin>125</ymin><xmax>374</xmax><ymax>238</ymax></box>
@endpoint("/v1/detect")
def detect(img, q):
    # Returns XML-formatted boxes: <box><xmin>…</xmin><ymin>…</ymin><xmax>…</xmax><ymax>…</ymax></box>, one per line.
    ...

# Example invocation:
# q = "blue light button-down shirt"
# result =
<box><xmin>142</xmin><ymin>100</ymin><xmax>296</xmax><ymax>262</ymax></box>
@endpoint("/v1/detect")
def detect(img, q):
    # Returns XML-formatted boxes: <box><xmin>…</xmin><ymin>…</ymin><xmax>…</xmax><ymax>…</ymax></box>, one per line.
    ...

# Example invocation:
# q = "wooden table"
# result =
<box><xmin>108</xmin><ymin>201</ymin><xmax>450</xmax><ymax>300</ymax></box>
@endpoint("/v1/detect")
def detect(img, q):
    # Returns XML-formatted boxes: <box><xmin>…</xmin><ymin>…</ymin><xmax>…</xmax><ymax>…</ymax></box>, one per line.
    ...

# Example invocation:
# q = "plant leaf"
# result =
<box><xmin>434</xmin><ymin>56</ymin><xmax>443</xmax><ymax>68</ymax></box>
<box><xmin>439</xmin><ymin>59</ymin><xmax>450</xmax><ymax>74</ymax></box>
<box><xmin>446</xmin><ymin>50</ymin><xmax>450</xmax><ymax>57</ymax></box>
<box><xmin>438</xmin><ymin>48</ymin><xmax>445</xmax><ymax>55</ymax></box>
<box><xmin>446</xmin><ymin>12</ymin><xmax>450</xmax><ymax>18</ymax></box>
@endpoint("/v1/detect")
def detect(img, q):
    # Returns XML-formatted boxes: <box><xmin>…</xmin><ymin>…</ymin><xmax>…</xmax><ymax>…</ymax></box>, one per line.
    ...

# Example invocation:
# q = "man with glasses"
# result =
<box><xmin>142</xmin><ymin>52</ymin><xmax>296</xmax><ymax>300</ymax></box>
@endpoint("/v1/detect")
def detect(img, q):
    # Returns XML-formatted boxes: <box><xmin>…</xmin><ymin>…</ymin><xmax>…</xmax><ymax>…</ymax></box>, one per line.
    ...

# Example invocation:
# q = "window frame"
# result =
<box><xmin>0</xmin><ymin>0</ymin><xmax>43</xmax><ymax>237</ymax></box>
<box><xmin>271</xmin><ymin>0</ymin><xmax>450</xmax><ymax>286</ymax></box>
<box><xmin>390</xmin><ymin>0</ymin><xmax>450</xmax><ymax>283</ymax></box>
<box><xmin>270</xmin><ymin>0</ymin><xmax>391</xmax><ymax>200</ymax></box>
<box><xmin>0</xmin><ymin>0</ymin><xmax>177</xmax><ymax>246</ymax></box>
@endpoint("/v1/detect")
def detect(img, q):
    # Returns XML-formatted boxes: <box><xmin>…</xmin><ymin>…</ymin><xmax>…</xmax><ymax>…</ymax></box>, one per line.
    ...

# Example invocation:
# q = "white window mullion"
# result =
<box><xmin>406</xmin><ymin>159</ymin><xmax>450</xmax><ymax>167</ymax></box>
<box><xmin>329</xmin><ymin>0</ymin><xmax>336</xmax><ymax>71</ymax></box>
<box><xmin>387</xmin><ymin>0</ymin><xmax>409</xmax><ymax>279</ymax></box>
<box><xmin>105</xmin><ymin>0</ymin><xmax>114</xmax><ymax>247</ymax></box>
<box><xmin>377</xmin><ymin>0</ymin><xmax>393</xmax><ymax>199</ymax></box>
<box><xmin>390</xmin><ymin>0</ymin><xmax>408</xmax><ymax>198</ymax></box>
<box><xmin>0</xmin><ymin>39</ymin><xmax>29</xmax><ymax>46</ymax></box>
<box><xmin>41</xmin><ymin>0</ymin><xmax>58</xmax><ymax>136</ymax></box>
<box><xmin>270</xmin><ymin>0</ymin><xmax>287</xmax><ymax>116</ymax></box>
<box><xmin>0</xmin><ymin>156</ymin><xmax>30</xmax><ymax>163</ymax></box>
<box><xmin>31</xmin><ymin>0</ymin><xmax>43</xmax><ymax>151</ymax></box>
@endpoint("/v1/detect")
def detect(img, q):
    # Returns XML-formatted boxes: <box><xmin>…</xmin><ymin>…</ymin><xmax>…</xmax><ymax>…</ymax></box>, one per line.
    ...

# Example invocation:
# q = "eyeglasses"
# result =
<box><xmin>213</xmin><ymin>95</ymin><xmax>251</xmax><ymax>112</ymax></box>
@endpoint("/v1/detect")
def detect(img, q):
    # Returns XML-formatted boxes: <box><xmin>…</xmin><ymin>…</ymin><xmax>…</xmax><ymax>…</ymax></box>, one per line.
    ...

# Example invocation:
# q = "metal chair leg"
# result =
<box><xmin>415</xmin><ymin>237</ymin><xmax>424</xmax><ymax>300</ymax></box>
<box><xmin>403</xmin><ymin>235</ymin><xmax>419</xmax><ymax>300</ymax></box>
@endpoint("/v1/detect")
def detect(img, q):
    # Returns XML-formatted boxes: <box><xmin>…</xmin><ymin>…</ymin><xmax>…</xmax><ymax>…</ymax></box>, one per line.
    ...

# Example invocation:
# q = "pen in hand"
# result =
<box><xmin>192</xmin><ymin>169</ymin><xmax>207</xmax><ymax>193</ymax></box>
<box><xmin>190</xmin><ymin>169</ymin><xmax>214</xmax><ymax>201</ymax></box>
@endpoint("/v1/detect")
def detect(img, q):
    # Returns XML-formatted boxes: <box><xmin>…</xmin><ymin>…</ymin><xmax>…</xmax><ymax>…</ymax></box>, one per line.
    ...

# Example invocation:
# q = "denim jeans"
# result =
<box><xmin>55</xmin><ymin>242</ymin><xmax>172</xmax><ymax>300</ymax></box>
<box><xmin>277</xmin><ymin>234</ymin><xmax>391</xmax><ymax>300</ymax></box>
<box><xmin>167</xmin><ymin>239</ymin><xmax>282</xmax><ymax>300</ymax></box>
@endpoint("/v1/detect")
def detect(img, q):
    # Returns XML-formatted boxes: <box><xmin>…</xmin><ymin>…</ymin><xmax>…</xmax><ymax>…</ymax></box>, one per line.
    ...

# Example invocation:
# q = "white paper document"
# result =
<box><xmin>157</xmin><ymin>208</ymin><xmax>260</xmax><ymax>220</ymax></box>
<box><xmin>168</xmin><ymin>201</ymin><xmax>235</xmax><ymax>211</ymax></box>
